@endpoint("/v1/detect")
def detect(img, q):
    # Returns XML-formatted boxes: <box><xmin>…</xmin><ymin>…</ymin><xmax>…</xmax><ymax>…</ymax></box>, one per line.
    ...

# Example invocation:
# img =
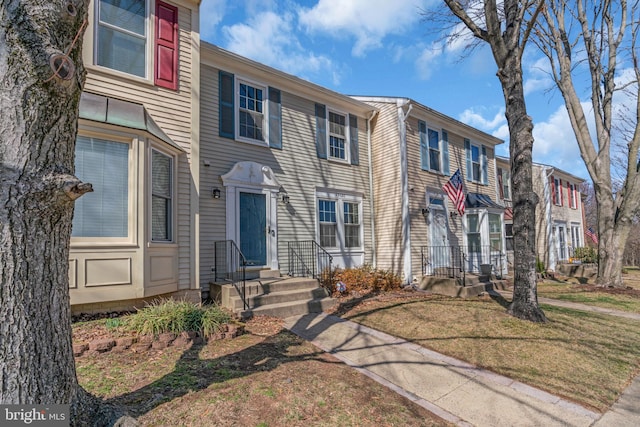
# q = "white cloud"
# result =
<box><xmin>222</xmin><ymin>11</ymin><xmax>341</xmax><ymax>83</ymax></box>
<box><xmin>298</xmin><ymin>0</ymin><xmax>432</xmax><ymax>57</ymax></box>
<box><xmin>459</xmin><ymin>107</ymin><xmax>506</xmax><ymax>130</ymax></box>
<box><xmin>200</xmin><ymin>0</ymin><xmax>227</xmax><ymax>41</ymax></box>
<box><xmin>415</xmin><ymin>43</ymin><xmax>444</xmax><ymax>80</ymax></box>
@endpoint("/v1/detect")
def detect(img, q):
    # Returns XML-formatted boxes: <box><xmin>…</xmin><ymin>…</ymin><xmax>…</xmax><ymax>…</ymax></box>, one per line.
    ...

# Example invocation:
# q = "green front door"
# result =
<box><xmin>239</xmin><ymin>192</ymin><xmax>267</xmax><ymax>266</ymax></box>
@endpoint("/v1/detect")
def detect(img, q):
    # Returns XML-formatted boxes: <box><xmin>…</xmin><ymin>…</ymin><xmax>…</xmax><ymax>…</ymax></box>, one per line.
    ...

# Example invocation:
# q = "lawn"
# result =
<box><xmin>537</xmin><ymin>267</ymin><xmax>640</xmax><ymax>313</ymax></box>
<box><xmin>75</xmin><ymin>316</ymin><xmax>451</xmax><ymax>426</ymax></box>
<box><xmin>334</xmin><ymin>292</ymin><xmax>640</xmax><ymax>412</ymax></box>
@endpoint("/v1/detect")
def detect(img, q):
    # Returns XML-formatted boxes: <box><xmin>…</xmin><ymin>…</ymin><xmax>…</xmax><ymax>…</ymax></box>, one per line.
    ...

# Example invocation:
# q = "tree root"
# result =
<box><xmin>71</xmin><ymin>387</ymin><xmax>138</xmax><ymax>427</ymax></box>
<box><xmin>507</xmin><ymin>301</ymin><xmax>547</xmax><ymax>323</ymax></box>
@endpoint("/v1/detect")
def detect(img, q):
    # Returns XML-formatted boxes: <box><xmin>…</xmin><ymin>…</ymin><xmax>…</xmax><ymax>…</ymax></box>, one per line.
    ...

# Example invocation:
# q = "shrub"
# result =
<box><xmin>574</xmin><ymin>247</ymin><xmax>598</xmax><ymax>264</ymax></box>
<box><xmin>536</xmin><ymin>258</ymin><xmax>545</xmax><ymax>274</ymax></box>
<box><xmin>127</xmin><ymin>299</ymin><xmax>233</xmax><ymax>338</ymax></box>
<box><xmin>331</xmin><ymin>264</ymin><xmax>402</xmax><ymax>296</ymax></box>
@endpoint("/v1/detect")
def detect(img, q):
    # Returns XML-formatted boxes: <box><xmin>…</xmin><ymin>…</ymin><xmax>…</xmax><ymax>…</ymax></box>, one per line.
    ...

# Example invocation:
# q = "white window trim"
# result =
<box><xmin>92</xmin><ymin>0</ymin><xmax>153</xmax><ymax>83</ymax></box>
<box><xmin>426</xmin><ymin>126</ymin><xmax>443</xmax><ymax>173</ymax></box>
<box><xmin>71</xmin><ymin>127</ymin><xmax>138</xmax><ymax>248</ymax></box>
<box><xmin>326</xmin><ymin>107</ymin><xmax>351</xmax><ymax>164</ymax></box>
<box><xmin>469</xmin><ymin>141</ymin><xmax>484</xmax><ymax>184</ymax></box>
<box><xmin>235</xmin><ymin>76</ymin><xmax>269</xmax><ymax>147</ymax></box>
<box><xmin>149</xmin><ymin>146</ymin><xmax>177</xmax><ymax>245</ymax></box>
<box><xmin>316</xmin><ymin>190</ymin><xmax>363</xmax><ymax>252</ymax></box>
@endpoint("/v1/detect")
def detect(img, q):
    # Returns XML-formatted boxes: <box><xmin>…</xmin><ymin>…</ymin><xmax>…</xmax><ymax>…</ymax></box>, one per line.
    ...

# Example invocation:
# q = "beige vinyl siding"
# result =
<box><xmin>368</xmin><ymin>102</ymin><xmax>404</xmax><ymax>276</ymax></box>
<box><xmin>199</xmin><ymin>64</ymin><xmax>373</xmax><ymax>287</ymax></box>
<box><xmin>82</xmin><ymin>3</ymin><xmax>195</xmax><ymax>289</ymax></box>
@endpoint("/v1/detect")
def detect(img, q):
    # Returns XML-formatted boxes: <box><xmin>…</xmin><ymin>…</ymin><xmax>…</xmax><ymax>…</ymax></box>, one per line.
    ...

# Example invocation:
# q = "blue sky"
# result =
<box><xmin>198</xmin><ymin>0</ymin><xmax>622</xmax><ymax>182</ymax></box>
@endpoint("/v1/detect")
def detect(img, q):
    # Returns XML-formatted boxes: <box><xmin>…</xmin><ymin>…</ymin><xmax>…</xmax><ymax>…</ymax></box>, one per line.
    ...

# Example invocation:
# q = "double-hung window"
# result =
<box><xmin>467</xmin><ymin>214</ymin><xmax>481</xmax><ymax>253</ymax></box>
<box><xmin>73</xmin><ymin>136</ymin><xmax>130</xmax><ymax>238</ymax></box>
<box><xmin>419</xmin><ymin>122</ymin><xmax>450</xmax><ymax>174</ymax></box>
<box><xmin>218</xmin><ymin>72</ymin><xmax>284</xmax><ymax>148</ymax></box>
<box><xmin>318</xmin><ymin>200</ymin><xmax>337</xmax><ymax>247</ymax></box>
<box><xmin>238</xmin><ymin>81</ymin><xmax>265</xmax><ymax>142</ymax></box>
<box><xmin>498</xmin><ymin>167</ymin><xmax>510</xmax><ymax>200</ymax></box>
<box><xmin>569</xmin><ymin>182</ymin><xmax>576</xmax><ymax>209</ymax></box>
<box><xmin>553</xmin><ymin>177</ymin><xmax>563</xmax><ymax>206</ymax></box>
<box><xmin>328</xmin><ymin>111</ymin><xmax>347</xmax><ymax>161</ymax></box>
<box><xmin>151</xmin><ymin>149</ymin><xmax>173</xmax><ymax>242</ymax></box>
<box><xmin>489</xmin><ymin>213</ymin><xmax>502</xmax><ymax>251</ymax></box>
<box><xmin>95</xmin><ymin>0</ymin><xmax>179</xmax><ymax>89</ymax></box>
<box><xmin>464</xmin><ymin>139</ymin><xmax>488</xmax><ymax>184</ymax></box>
<box><xmin>344</xmin><ymin>202</ymin><xmax>360</xmax><ymax>248</ymax></box>
<box><xmin>317</xmin><ymin>193</ymin><xmax>363</xmax><ymax>251</ymax></box>
<box><xmin>314</xmin><ymin>104</ymin><xmax>359</xmax><ymax>165</ymax></box>
<box><xmin>97</xmin><ymin>0</ymin><xmax>147</xmax><ymax>78</ymax></box>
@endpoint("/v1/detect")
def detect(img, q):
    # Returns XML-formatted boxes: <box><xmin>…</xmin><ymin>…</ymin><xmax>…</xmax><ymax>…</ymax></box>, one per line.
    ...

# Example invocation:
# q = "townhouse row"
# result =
<box><xmin>69</xmin><ymin>0</ymin><xmax>585</xmax><ymax>311</ymax></box>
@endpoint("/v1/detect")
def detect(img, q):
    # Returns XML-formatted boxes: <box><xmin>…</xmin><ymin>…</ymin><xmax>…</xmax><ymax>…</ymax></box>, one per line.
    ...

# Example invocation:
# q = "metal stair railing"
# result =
<box><xmin>213</xmin><ymin>240</ymin><xmax>248</xmax><ymax>310</ymax></box>
<box><xmin>287</xmin><ymin>241</ymin><xmax>333</xmax><ymax>289</ymax></box>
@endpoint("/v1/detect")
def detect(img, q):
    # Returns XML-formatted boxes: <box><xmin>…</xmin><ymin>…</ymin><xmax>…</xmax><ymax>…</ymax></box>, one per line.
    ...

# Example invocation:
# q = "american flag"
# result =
<box><xmin>585</xmin><ymin>227</ymin><xmax>599</xmax><ymax>244</ymax></box>
<box><xmin>443</xmin><ymin>169</ymin><xmax>465</xmax><ymax>216</ymax></box>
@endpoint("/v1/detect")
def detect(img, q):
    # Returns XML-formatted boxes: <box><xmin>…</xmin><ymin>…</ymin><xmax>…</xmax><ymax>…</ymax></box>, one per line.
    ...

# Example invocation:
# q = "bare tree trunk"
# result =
<box><xmin>498</xmin><ymin>57</ymin><xmax>546</xmax><ymax>321</ymax></box>
<box><xmin>537</xmin><ymin>0</ymin><xmax>640</xmax><ymax>288</ymax></box>
<box><xmin>0</xmin><ymin>1</ymin><xmax>135</xmax><ymax>424</ymax></box>
<box><xmin>443</xmin><ymin>0</ymin><xmax>546</xmax><ymax>321</ymax></box>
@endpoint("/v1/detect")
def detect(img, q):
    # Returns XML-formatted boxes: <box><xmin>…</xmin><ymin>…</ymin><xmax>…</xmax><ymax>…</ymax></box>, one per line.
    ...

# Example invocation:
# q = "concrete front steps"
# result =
<box><xmin>418</xmin><ymin>273</ymin><xmax>510</xmax><ymax>297</ymax></box>
<box><xmin>210</xmin><ymin>273</ymin><xmax>336</xmax><ymax>319</ymax></box>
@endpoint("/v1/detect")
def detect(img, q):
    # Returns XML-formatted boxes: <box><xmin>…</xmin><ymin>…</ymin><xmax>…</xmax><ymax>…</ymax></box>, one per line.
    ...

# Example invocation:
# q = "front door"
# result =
<box><xmin>239</xmin><ymin>192</ymin><xmax>267</xmax><ymax>266</ymax></box>
<box><xmin>429</xmin><ymin>205</ymin><xmax>450</xmax><ymax>268</ymax></box>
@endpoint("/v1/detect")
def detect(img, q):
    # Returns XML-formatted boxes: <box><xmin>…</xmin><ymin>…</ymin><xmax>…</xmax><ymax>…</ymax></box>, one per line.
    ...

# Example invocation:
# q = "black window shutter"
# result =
<box><xmin>315</xmin><ymin>103</ymin><xmax>327</xmax><ymax>159</ymax></box>
<box><xmin>349</xmin><ymin>114</ymin><xmax>359</xmax><ymax>165</ymax></box>
<box><xmin>219</xmin><ymin>71</ymin><xmax>234</xmax><ymax>138</ymax></box>
<box><xmin>268</xmin><ymin>87</ymin><xmax>282</xmax><ymax>149</ymax></box>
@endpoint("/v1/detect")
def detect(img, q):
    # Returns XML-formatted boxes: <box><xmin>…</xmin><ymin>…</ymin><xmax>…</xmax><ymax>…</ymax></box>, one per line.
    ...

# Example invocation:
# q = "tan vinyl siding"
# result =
<box><xmin>199</xmin><ymin>64</ymin><xmax>373</xmax><ymax>287</ymax></box>
<box><xmin>82</xmin><ymin>3</ymin><xmax>195</xmax><ymax>289</ymax></box>
<box><xmin>368</xmin><ymin>102</ymin><xmax>404</xmax><ymax>276</ymax></box>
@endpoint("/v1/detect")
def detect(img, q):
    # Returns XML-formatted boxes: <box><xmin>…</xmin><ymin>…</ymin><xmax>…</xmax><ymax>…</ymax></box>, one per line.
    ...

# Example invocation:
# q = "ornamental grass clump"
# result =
<box><xmin>128</xmin><ymin>299</ymin><xmax>232</xmax><ymax>338</ymax></box>
<box><xmin>332</xmin><ymin>264</ymin><xmax>402</xmax><ymax>296</ymax></box>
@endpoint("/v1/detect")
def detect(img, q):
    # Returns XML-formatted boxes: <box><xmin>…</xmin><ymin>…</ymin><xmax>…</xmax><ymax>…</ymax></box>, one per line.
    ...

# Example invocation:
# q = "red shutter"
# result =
<box><xmin>155</xmin><ymin>1</ymin><xmax>179</xmax><ymax>90</ymax></box>
<box><xmin>551</xmin><ymin>176</ymin><xmax>556</xmax><ymax>204</ymax></box>
<box><xmin>567</xmin><ymin>181</ymin><xmax>572</xmax><ymax>208</ymax></box>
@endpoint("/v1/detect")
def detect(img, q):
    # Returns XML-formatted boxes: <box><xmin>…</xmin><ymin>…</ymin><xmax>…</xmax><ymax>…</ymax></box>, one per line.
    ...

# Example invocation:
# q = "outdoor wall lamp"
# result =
<box><xmin>449</xmin><ymin>211</ymin><xmax>457</xmax><ymax>219</ymax></box>
<box><xmin>212</xmin><ymin>187</ymin><xmax>221</xmax><ymax>199</ymax></box>
<box><xmin>421</xmin><ymin>208</ymin><xmax>430</xmax><ymax>217</ymax></box>
<box><xmin>278</xmin><ymin>186</ymin><xmax>290</xmax><ymax>204</ymax></box>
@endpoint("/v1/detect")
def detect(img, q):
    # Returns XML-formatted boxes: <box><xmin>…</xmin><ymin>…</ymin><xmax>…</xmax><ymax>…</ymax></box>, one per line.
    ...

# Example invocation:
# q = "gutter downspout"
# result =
<box><xmin>367</xmin><ymin>109</ymin><xmax>379</xmax><ymax>267</ymax></box>
<box><xmin>397</xmin><ymin>99</ymin><xmax>413</xmax><ymax>284</ymax></box>
<box><xmin>542</xmin><ymin>166</ymin><xmax>555</xmax><ymax>270</ymax></box>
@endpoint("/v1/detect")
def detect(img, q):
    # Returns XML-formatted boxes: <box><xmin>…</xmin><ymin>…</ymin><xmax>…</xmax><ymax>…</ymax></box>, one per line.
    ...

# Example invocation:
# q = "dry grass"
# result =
<box><xmin>339</xmin><ymin>293</ymin><xmax>640</xmax><ymax>412</ymax></box>
<box><xmin>537</xmin><ymin>268</ymin><xmax>640</xmax><ymax>313</ymax></box>
<box><xmin>75</xmin><ymin>316</ymin><xmax>451</xmax><ymax>427</ymax></box>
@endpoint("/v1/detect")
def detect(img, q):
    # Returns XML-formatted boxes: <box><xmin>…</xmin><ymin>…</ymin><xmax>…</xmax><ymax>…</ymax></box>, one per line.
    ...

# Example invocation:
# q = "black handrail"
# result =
<box><xmin>213</xmin><ymin>240</ymin><xmax>248</xmax><ymax>310</ymax></box>
<box><xmin>287</xmin><ymin>241</ymin><xmax>333</xmax><ymax>289</ymax></box>
<box><xmin>421</xmin><ymin>245</ymin><xmax>504</xmax><ymax>284</ymax></box>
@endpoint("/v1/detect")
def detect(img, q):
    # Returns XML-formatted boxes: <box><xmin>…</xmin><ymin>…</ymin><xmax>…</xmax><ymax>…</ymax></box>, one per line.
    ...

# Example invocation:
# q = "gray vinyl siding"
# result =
<box><xmin>199</xmin><ymin>64</ymin><xmax>373</xmax><ymax>288</ymax></box>
<box><xmin>83</xmin><ymin>4</ymin><xmax>195</xmax><ymax>289</ymax></box>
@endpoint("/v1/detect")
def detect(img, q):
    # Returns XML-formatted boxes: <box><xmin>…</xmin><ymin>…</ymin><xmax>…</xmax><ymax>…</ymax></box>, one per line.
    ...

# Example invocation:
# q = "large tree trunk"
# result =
<box><xmin>595</xmin><ymin>191</ymin><xmax>630</xmax><ymax>287</ymax></box>
<box><xmin>0</xmin><ymin>1</ymin><xmax>135</xmax><ymax>424</ymax></box>
<box><xmin>498</xmin><ymin>54</ymin><xmax>547</xmax><ymax>323</ymax></box>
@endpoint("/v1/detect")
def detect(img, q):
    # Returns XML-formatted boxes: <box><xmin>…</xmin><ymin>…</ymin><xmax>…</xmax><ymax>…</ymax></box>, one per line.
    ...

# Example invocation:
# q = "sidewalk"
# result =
<box><xmin>285</xmin><ymin>308</ymin><xmax>640</xmax><ymax>427</ymax></box>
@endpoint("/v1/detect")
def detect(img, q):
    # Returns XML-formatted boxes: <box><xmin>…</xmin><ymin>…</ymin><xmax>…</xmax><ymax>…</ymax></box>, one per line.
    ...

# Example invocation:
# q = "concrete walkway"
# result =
<box><xmin>284</xmin><ymin>304</ymin><xmax>640</xmax><ymax>426</ymax></box>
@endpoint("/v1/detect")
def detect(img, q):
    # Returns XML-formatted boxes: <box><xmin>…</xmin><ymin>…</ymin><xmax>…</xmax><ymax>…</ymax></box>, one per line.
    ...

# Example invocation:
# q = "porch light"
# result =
<box><xmin>449</xmin><ymin>211</ymin><xmax>457</xmax><ymax>219</ymax></box>
<box><xmin>282</xmin><ymin>194</ymin><xmax>290</xmax><ymax>204</ymax></box>
<box><xmin>421</xmin><ymin>208</ymin><xmax>429</xmax><ymax>217</ymax></box>
<box><xmin>278</xmin><ymin>186</ymin><xmax>290</xmax><ymax>204</ymax></box>
<box><xmin>212</xmin><ymin>187</ymin><xmax>221</xmax><ymax>199</ymax></box>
